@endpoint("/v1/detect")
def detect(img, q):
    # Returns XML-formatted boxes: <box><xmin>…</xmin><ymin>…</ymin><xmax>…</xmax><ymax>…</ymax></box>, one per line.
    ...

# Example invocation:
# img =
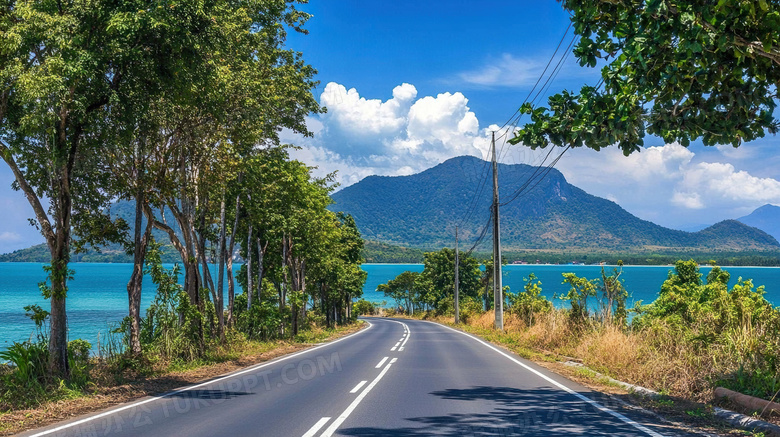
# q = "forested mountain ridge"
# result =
<box><xmin>330</xmin><ymin>156</ymin><xmax>780</xmax><ymax>251</ymax></box>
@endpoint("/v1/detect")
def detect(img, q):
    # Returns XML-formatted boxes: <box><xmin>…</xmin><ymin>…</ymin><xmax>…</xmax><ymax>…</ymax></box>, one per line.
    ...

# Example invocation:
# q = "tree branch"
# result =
<box><xmin>0</xmin><ymin>140</ymin><xmax>56</xmax><ymax>247</ymax></box>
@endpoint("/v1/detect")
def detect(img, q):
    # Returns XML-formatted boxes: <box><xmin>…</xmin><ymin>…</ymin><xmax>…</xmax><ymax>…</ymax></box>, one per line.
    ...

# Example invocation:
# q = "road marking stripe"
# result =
<box><xmin>399</xmin><ymin>327</ymin><xmax>410</xmax><ymax>350</ymax></box>
<box><xmin>320</xmin><ymin>363</ymin><xmax>394</xmax><ymax>436</ymax></box>
<box><xmin>349</xmin><ymin>381</ymin><xmax>367</xmax><ymax>394</ymax></box>
<box><xmin>399</xmin><ymin>347</ymin><xmax>404</xmax><ymax>351</ymax></box>
<box><xmin>390</xmin><ymin>347</ymin><xmax>397</xmax><ymax>351</ymax></box>
<box><xmin>302</xmin><ymin>417</ymin><xmax>330</xmax><ymax>437</ymax></box>
<box><xmin>394</xmin><ymin>342</ymin><xmax>401</xmax><ymax>347</ymax></box>
<box><xmin>434</xmin><ymin>322</ymin><xmax>665</xmax><ymax>437</ymax></box>
<box><xmin>26</xmin><ymin>321</ymin><xmax>375</xmax><ymax>437</ymax></box>
<box><xmin>375</xmin><ymin>357</ymin><xmax>388</xmax><ymax>368</ymax></box>
<box><xmin>399</xmin><ymin>337</ymin><xmax>405</xmax><ymax>341</ymax></box>
<box><xmin>390</xmin><ymin>358</ymin><xmax>397</xmax><ymax>364</ymax></box>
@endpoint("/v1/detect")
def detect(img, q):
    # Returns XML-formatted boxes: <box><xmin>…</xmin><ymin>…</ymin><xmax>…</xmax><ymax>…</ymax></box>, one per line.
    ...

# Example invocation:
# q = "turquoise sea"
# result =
<box><xmin>1</xmin><ymin>263</ymin><xmax>779</xmax><ymax>349</ymax></box>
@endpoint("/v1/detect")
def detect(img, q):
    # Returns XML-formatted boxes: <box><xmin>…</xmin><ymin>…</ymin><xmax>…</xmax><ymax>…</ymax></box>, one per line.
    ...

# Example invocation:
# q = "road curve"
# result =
<box><xmin>22</xmin><ymin>317</ymin><xmax>692</xmax><ymax>436</ymax></box>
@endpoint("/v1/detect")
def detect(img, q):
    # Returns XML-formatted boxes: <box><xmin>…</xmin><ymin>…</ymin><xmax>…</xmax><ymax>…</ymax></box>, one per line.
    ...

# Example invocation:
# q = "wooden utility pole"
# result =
<box><xmin>454</xmin><ymin>226</ymin><xmax>460</xmax><ymax>325</ymax></box>
<box><xmin>491</xmin><ymin>132</ymin><xmax>504</xmax><ymax>330</ymax></box>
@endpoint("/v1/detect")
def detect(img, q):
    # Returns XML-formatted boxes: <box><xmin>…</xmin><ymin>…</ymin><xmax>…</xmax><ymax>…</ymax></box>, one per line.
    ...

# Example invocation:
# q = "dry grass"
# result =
<box><xmin>430</xmin><ymin>309</ymin><xmax>736</xmax><ymax>402</ymax></box>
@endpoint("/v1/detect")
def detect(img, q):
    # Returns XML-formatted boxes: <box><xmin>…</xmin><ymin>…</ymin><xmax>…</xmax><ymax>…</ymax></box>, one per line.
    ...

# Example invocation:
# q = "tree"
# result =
<box><xmin>378</xmin><ymin>271</ymin><xmax>423</xmax><ymax>314</ymax></box>
<box><xmin>0</xmin><ymin>1</ymin><xmax>187</xmax><ymax>376</ymax></box>
<box><xmin>512</xmin><ymin>0</ymin><xmax>780</xmax><ymax>154</ymax></box>
<box><xmin>421</xmin><ymin>248</ymin><xmax>482</xmax><ymax>307</ymax></box>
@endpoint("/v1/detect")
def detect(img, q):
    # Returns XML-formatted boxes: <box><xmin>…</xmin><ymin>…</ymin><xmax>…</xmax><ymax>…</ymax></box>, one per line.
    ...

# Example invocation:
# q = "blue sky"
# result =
<box><xmin>1</xmin><ymin>1</ymin><xmax>779</xmax><ymax>253</ymax></box>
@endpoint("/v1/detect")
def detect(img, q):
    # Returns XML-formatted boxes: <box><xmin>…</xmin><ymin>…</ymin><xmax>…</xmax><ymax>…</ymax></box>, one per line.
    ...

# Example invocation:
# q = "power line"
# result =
<box><xmin>455</xmin><ymin>20</ymin><xmax>577</xmax><ymax>252</ymax></box>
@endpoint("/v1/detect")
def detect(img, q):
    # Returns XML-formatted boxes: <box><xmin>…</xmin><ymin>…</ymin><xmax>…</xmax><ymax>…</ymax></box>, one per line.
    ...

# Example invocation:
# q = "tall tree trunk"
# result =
<box><xmin>281</xmin><ymin>237</ymin><xmax>288</xmax><ymax>336</ymax></box>
<box><xmin>246</xmin><ymin>225</ymin><xmax>253</xmax><ymax>309</ymax></box>
<box><xmin>226</xmin><ymin>190</ymin><xmax>240</xmax><ymax>324</ymax></box>
<box><xmin>127</xmin><ymin>181</ymin><xmax>153</xmax><ymax>355</ymax></box>
<box><xmin>256</xmin><ymin>237</ymin><xmax>264</xmax><ymax>305</ymax></box>
<box><xmin>216</xmin><ymin>188</ymin><xmax>227</xmax><ymax>341</ymax></box>
<box><xmin>49</xmin><ymin>167</ymin><xmax>73</xmax><ymax>378</ymax></box>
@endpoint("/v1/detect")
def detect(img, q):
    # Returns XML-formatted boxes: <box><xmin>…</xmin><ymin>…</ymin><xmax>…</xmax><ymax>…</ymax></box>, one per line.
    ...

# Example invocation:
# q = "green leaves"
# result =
<box><xmin>516</xmin><ymin>0</ymin><xmax>780</xmax><ymax>153</ymax></box>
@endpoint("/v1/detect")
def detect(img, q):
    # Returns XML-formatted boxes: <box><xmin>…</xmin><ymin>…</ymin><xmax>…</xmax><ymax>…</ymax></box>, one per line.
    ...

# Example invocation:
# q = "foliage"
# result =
<box><xmin>378</xmin><ymin>271</ymin><xmax>425</xmax><ymax>313</ymax></box>
<box><xmin>634</xmin><ymin>260</ymin><xmax>780</xmax><ymax>400</ymax></box>
<box><xmin>378</xmin><ymin>248</ymin><xmax>484</xmax><ymax>316</ymax></box>
<box><xmin>512</xmin><ymin>0</ymin><xmax>780</xmax><ymax>153</ymax></box>
<box><xmin>352</xmin><ymin>299</ymin><xmax>377</xmax><ymax>316</ymax></box>
<box><xmin>561</xmin><ymin>273</ymin><xmax>599</xmax><ymax>323</ymax></box>
<box><xmin>234</xmin><ymin>294</ymin><xmax>285</xmax><ymax>342</ymax></box>
<box><xmin>599</xmin><ymin>262</ymin><xmax>628</xmax><ymax>327</ymax></box>
<box><xmin>507</xmin><ymin>273</ymin><xmax>552</xmax><ymax>326</ymax></box>
<box><xmin>362</xmin><ymin>240</ymin><xmax>424</xmax><ymax>263</ymax></box>
<box><xmin>0</xmin><ymin>342</ymin><xmax>48</xmax><ymax>389</ymax></box>
<box><xmin>133</xmin><ymin>242</ymin><xmax>202</xmax><ymax>364</ymax></box>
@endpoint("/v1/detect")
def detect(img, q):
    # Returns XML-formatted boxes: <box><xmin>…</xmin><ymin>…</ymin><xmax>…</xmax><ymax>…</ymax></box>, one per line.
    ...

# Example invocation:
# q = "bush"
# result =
<box><xmin>634</xmin><ymin>260</ymin><xmax>780</xmax><ymax>400</ymax></box>
<box><xmin>67</xmin><ymin>339</ymin><xmax>92</xmax><ymax>387</ymax></box>
<box><xmin>353</xmin><ymin>299</ymin><xmax>377</xmax><ymax>316</ymax></box>
<box><xmin>0</xmin><ymin>341</ymin><xmax>48</xmax><ymax>388</ymax></box>
<box><xmin>507</xmin><ymin>273</ymin><xmax>552</xmax><ymax>326</ymax></box>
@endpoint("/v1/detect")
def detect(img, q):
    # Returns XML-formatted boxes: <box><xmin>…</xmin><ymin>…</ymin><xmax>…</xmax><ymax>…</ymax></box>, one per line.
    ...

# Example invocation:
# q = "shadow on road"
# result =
<box><xmin>338</xmin><ymin>385</ymin><xmax>656</xmax><ymax>436</ymax></box>
<box><xmin>167</xmin><ymin>389</ymin><xmax>254</xmax><ymax>401</ymax></box>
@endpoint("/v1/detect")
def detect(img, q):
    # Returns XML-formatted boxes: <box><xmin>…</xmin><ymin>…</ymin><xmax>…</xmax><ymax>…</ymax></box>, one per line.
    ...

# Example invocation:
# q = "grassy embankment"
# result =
<box><xmin>0</xmin><ymin>322</ymin><xmax>363</xmax><ymax>436</ymax></box>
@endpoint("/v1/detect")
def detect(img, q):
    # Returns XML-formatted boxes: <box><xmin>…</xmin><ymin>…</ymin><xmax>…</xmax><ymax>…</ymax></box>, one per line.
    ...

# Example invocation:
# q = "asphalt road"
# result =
<box><xmin>24</xmin><ymin>317</ymin><xmax>693</xmax><ymax>436</ymax></box>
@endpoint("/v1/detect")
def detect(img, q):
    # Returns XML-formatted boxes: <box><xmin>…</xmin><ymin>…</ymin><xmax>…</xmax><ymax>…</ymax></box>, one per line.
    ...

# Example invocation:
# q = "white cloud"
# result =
<box><xmin>671</xmin><ymin>191</ymin><xmax>704</xmax><ymax>209</ymax></box>
<box><xmin>450</xmin><ymin>52</ymin><xmax>601</xmax><ymax>89</ymax></box>
<box><xmin>457</xmin><ymin>54</ymin><xmax>542</xmax><ymax>88</ymax></box>
<box><xmin>291</xmin><ymin>82</ymin><xmax>490</xmax><ymax>187</ymax></box>
<box><xmin>556</xmin><ymin>142</ymin><xmax>780</xmax><ymax>228</ymax></box>
<box><xmin>677</xmin><ymin>162</ymin><xmax>780</xmax><ymax>205</ymax></box>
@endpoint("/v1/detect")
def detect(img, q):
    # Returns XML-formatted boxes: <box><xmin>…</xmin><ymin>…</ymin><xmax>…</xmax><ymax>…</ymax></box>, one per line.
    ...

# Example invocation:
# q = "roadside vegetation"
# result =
<box><xmin>0</xmin><ymin>240</ymin><xmax>365</xmax><ymax>422</ymax></box>
<box><xmin>0</xmin><ymin>1</ymin><xmax>369</xmax><ymax>429</ymax></box>
<box><xmin>378</xmin><ymin>252</ymin><xmax>780</xmax><ymax>421</ymax></box>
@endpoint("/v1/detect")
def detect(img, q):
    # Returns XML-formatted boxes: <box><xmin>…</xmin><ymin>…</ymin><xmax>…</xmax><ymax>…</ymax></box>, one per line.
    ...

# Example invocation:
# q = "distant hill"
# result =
<box><xmin>738</xmin><ymin>204</ymin><xmax>780</xmax><ymax>242</ymax></box>
<box><xmin>331</xmin><ymin>156</ymin><xmax>780</xmax><ymax>252</ymax></box>
<box><xmin>0</xmin><ymin>200</ymin><xmax>184</xmax><ymax>263</ymax></box>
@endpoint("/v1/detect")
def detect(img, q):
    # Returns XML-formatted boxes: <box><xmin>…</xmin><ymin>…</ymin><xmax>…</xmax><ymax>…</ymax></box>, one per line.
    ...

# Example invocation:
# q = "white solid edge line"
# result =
<box><xmin>375</xmin><ymin>357</ymin><xmax>389</xmax><ymax>368</ymax></box>
<box><xmin>27</xmin><ymin>321</ymin><xmax>374</xmax><ymax>437</ymax></box>
<box><xmin>433</xmin><ymin>322</ymin><xmax>666</xmax><ymax>437</ymax></box>
<box><xmin>349</xmin><ymin>380</ymin><xmax>368</xmax><ymax>394</ymax></box>
<box><xmin>302</xmin><ymin>417</ymin><xmax>331</xmax><ymax>437</ymax></box>
<box><xmin>320</xmin><ymin>363</ymin><xmax>394</xmax><ymax>437</ymax></box>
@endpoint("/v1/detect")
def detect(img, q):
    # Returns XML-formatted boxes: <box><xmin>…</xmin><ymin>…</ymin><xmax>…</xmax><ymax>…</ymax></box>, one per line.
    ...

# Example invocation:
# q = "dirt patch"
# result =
<box><xmin>0</xmin><ymin>323</ymin><xmax>364</xmax><ymax>436</ymax></box>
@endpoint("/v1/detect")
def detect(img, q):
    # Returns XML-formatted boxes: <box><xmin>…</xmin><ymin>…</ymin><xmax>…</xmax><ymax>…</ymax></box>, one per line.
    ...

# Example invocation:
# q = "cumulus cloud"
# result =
<box><xmin>556</xmin><ymin>142</ymin><xmax>780</xmax><ymax>228</ymax></box>
<box><xmin>290</xmin><ymin>82</ymin><xmax>491</xmax><ymax>186</ymax></box>
<box><xmin>677</xmin><ymin>162</ymin><xmax>780</xmax><ymax>206</ymax></box>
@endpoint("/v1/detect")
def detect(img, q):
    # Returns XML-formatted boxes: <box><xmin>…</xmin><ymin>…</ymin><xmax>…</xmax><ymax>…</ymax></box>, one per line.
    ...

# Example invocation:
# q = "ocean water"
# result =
<box><xmin>361</xmin><ymin>264</ymin><xmax>780</xmax><ymax>309</ymax></box>
<box><xmin>1</xmin><ymin>263</ymin><xmax>779</xmax><ymax>349</ymax></box>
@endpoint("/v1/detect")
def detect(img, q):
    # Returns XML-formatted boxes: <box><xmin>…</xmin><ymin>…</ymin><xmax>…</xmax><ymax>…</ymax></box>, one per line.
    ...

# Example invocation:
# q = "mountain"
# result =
<box><xmin>738</xmin><ymin>204</ymin><xmax>780</xmax><ymax>243</ymax></box>
<box><xmin>330</xmin><ymin>156</ymin><xmax>780</xmax><ymax>252</ymax></box>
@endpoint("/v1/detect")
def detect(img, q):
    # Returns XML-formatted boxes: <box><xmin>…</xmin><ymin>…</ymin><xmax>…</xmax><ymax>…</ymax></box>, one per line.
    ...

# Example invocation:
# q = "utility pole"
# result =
<box><xmin>454</xmin><ymin>226</ymin><xmax>460</xmax><ymax>325</ymax></box>
<box><xmin>491</xmin><ymin>132</ymin><xmax>504</xmax><ymax>330</ymax></box>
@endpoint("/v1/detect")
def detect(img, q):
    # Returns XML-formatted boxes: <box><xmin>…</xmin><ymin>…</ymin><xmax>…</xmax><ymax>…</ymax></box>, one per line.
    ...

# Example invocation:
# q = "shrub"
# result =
<box><xmin>507</xmin><ymin>273</ymin><xmax>552</xmax><ymax>326</ymax></box>
<box><xmin>353</xmin><ymin>299</ymin><xmax>377</xmax><ymax>316</ymax></box>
